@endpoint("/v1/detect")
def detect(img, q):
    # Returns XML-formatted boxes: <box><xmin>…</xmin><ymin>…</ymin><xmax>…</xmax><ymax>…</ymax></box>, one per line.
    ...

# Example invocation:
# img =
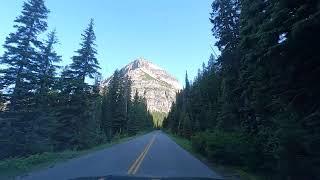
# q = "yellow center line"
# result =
<box><xmin>127</xmin><ymin>135</ymin><xmax>156</xmax><ymax>175</ymax></box>
<box><xmin>132</xmin><ymin>135</ymin><xmax>156</xmax><ymax>174</ymax></box>
<box><xmin>127</xmin><ymin>141</ymin><xmax>150</xmax><ymax>174</ymax></box>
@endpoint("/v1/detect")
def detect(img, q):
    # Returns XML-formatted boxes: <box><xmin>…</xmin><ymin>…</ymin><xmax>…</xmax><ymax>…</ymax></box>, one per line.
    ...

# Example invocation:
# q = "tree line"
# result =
<box><xmin>163</xmin><ymin>0</ymin><xmax>320</xmax><ymax>179</ymax></box>
<box><xmin>101</xmin><ymin>70</ymin><xmax>153</xmax><ymax>140</ymax></box>
<box><xmin>0</xmin><ymin>0</ymin><xmax>153</xmax><ymax>160</ymax></box>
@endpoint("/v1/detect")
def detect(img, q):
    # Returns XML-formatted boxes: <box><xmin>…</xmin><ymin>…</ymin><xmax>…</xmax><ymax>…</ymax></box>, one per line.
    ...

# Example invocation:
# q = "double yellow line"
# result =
<box><xmin>127</xmin><ymin>135</ymin><xmax>156</xmax><ymax>175</ymax></box>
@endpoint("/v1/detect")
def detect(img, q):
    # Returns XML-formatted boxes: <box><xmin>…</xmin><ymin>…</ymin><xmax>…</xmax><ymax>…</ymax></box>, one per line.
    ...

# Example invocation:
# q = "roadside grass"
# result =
<box><xmin>0</xmin><ymin>131</ymin><xmax>150</xmax><ymax>180</ymax></box>
<box><xmin>167</xmin><ymin>133</ymin><xmax>265</xmax><ymax>180</ymax></box>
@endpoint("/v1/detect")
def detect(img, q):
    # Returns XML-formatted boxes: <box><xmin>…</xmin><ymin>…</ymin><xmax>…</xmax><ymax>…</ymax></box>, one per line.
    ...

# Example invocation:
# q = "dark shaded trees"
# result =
<box><xmin>128</xmin><ymin>91</ymin><xmax>151</xmax><ymax>135</ymax></box>
<box><xmin>101</xmin><ymin>70</ymin><xmax>121</xmax><ymax>138</ymax></box>
<box><xmin>165</xmin><ymin>0</ymin><xmax>320</xmax><ymax>179</ymax></box>
<box><xmin>127</xmin><ymin>91</ymin><xmax>141</xmax><ymax>135</ymax></box>
<box><xmin>238</xmin><ymin>0</ymin><xmax>320</xmax><ymax>178</ymax></box>
<box><xmin>0</xmin><ymin>0</ymin><xmax>51</xmax><ymax>158</ymax></box>
<box><xmin>165</xmin><ymin>58</ymin><xmax>221</xmax><ymax>139</ymax></box>
<box><xmin>211</xmin><ymin>0</ymin><xmax>241</xmax><ymax>131</ymax></box>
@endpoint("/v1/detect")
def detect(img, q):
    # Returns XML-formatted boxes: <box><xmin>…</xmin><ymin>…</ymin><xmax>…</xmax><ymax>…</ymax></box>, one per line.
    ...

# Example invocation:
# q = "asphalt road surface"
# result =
<box><xmin>19</xmin><ymin>131</ymin><xmax>222</xmax><ymax>180</ymax></box>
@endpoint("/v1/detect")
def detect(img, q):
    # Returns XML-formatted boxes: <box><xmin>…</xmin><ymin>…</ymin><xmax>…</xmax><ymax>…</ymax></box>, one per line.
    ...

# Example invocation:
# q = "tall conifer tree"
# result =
<box><xmin>70</xmin><ymin>19</ymin><xmax>100</xmax><ymax>83</ymax></box>
<box><xmin>36</xmin><ymin>30</ymin><xmax>61</xmax><ymax>107</ymax></box>
<box><xmin>0</xmin><ymin>0</ymin><xmax>49</xmax><ymax>111</ymax></box>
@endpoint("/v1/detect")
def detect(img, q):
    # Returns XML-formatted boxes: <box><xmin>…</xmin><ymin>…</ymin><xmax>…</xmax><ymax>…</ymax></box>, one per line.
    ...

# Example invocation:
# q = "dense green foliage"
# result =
<box><xmin>0</xmin><ymin>0</ymin><xmax>153</xmax><ymax>160</ymax></box>
<box><xmin>164</xmin><ymin>0</ymin><xmax>320</xmax><ymax>179</ymax></box>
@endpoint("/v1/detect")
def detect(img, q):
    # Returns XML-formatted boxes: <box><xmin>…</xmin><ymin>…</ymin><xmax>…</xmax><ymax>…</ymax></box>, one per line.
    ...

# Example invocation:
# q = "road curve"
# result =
<box><xmin>19</xmin><ymin>131</ymin><xmax>222</xmax><ymax>180</ymax></box>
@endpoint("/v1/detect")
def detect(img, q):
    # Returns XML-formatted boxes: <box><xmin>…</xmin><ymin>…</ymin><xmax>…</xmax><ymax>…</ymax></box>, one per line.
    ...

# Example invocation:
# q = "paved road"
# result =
<box><xmin>19</xmin><ymin>131</ymin><xmax>222</xmax><ymax>180</ymax></box>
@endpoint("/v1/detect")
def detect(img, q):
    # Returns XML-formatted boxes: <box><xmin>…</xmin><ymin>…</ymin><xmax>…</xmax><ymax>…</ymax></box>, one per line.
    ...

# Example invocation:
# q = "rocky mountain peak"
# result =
<box><xmin>101</xmin><ymin>58</ymin><xmax>182</xmax><ymax>115</ymax></box>
<box><xmin>130</xmin><ymin>58</ymin><xmax>160</xmax><ymax>70</ymax></box>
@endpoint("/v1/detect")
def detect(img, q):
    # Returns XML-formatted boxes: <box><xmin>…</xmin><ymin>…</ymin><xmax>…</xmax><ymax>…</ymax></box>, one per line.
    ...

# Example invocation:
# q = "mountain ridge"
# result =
<box><xmin>101</xmin><ymin>58</ymin><xmax>182</xmax><ymax>114</ymax></box>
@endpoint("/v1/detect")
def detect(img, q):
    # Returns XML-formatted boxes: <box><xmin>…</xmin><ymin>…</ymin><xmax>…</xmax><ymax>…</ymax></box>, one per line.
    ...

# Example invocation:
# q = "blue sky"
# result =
<box><xmin>0</xmin><ymin>0</ymin><xmax>218</xmax><ymax>84</ymax></box>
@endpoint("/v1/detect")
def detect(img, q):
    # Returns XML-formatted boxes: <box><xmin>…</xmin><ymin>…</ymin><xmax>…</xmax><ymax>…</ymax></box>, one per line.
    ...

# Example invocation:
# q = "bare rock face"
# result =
<box><xmin>101</xmin><ymin>58</ymin><xmax>182</xmax><ymax>114</ymax></box>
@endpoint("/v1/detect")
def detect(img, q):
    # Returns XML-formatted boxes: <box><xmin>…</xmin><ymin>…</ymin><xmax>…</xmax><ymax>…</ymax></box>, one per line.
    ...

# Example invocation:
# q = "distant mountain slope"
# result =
<box><xmin>101</xmin><ymin>58</ymin><xmax>182</xmax><ymax>118</ymax></box>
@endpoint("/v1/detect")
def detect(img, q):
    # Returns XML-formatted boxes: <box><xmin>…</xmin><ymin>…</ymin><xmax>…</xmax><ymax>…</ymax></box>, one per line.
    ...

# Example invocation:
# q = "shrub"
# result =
<box><xmin>191</xmin><ymin>132</ymin><xmax>208</xmax><ymax>156</ymax></box>
<box><xmin>192</xmin><ymin>130</ymin><xmax>258</xmax><ymax>167</ymax></box>
<box><xmin>206</xmin><ymin>131</ymin><xmax>244</xmax><ymax>165</ymax></box>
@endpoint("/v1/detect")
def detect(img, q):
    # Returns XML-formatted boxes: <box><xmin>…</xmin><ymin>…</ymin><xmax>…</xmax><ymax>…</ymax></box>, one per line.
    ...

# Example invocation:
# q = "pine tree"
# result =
<box><xmin>181</xmin><ymin>72</ymin><xmax>191</xmax><ymax>133</ymax></box>
<box><xmin>185</xmin><ymin>71</ymin><xmax>190</xmax><ymax>91</ymax></box>
<box><xmin>0</xmin><ymin>0</ymin><xmax>49</xmax><ymax>111</ymax></box>
<box><xmin>174</xmin><ymin>91</ymin><xmax>184</xmax><ymax>134</ymax></box>
<box><xmin>164</xmin><ymin>102</ymin><xmax>179</xmax><ymax>133</ymax></box>
<box><xmin>0</xmin><ymin>0</ymin><xmax>50</xmax><ymax>158</ymax></box>
<box><xmin>102</xmin><ymin>70</ymin><xmax>128</xmax><ymax>138</ymax></box>
<box><xmin>51</xmin><ymin>67</ymin><xmax>80</xmax><ymax>150</ymax></box>
<box><xmin>211</xmin><ymin>0</ymin><xmax>241</xmax><ymax>131</ymax></box>
<box><xmin>52</xmin><ymin>19</ymin><xmax>101</xmax><ymax>150</ymax></box>
<box><xmin>108</xmin><ymin>70</ymin><xmax>121</xmax><ymax>135</ymax></box>
<box><xmin>127</xmin><ymin>90</ymin><xmax>153</xmax><ymax>135</ymax></box>
<box><xmin>30</xmin><ymin>29</ymin><xmax>62</xmax><ymax>153</ymax></box>
<box><xmin>211</xmin><ymin>0</ymin><xmax>240</xmax><ymax>53</ymax></box>
<box><xmin>70</xmin><ymin>18</ymin><xmax>100</xmax><ymax>145</ymax></box>
<box><xmin>113</xmin><ymin>76</ymin><xmax>127</xmax><ymax>134</ymax></box>
<box><xmin>36</xmin><ymin>30</ymin><xmax>61</xmax><ymax>108</ymax></box>
<box><xmin>140</xmin><ymin>97</ymin><xmax>151</xmax><ymax>129</ymax></box>
<box><xmin>100</xmin><ymin>86</ymin><xmax>110</xmax><ymax>138</ymax></box>
<box><xmin>128</xmin><ymin>91</ymin><xmax>140</xmax><ymax>135</ymax></box>
<box><xmin>124</xmin><ymin>77</ymin><xmax>132</xmax><ymax>132</ymax></box>
<box><xmin>182</xmin><ymin>112</ymin><xmax>192</xmax><ymax>139</ymax></box>
<box><xmin>70</xmin><ymin>19</ymin><xmax>100</xmax><ymax>83</ymax></box>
